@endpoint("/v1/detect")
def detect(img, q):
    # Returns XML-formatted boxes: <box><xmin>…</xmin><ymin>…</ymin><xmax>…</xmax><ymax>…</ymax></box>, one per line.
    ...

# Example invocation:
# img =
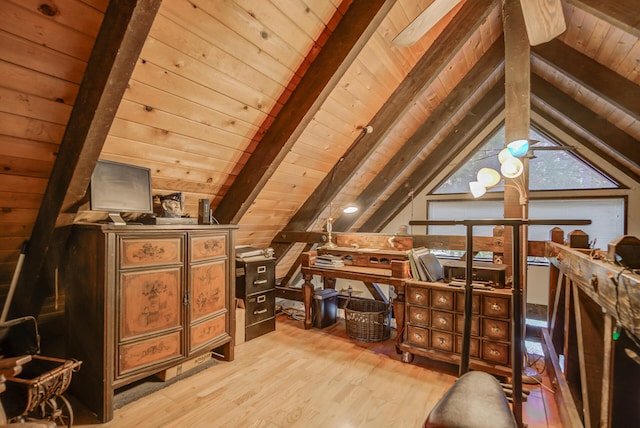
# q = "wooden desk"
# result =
<box><xmin>300</xmin><ymin>251</ymin><xmax>409</xmax><ymax>331</ymax></box>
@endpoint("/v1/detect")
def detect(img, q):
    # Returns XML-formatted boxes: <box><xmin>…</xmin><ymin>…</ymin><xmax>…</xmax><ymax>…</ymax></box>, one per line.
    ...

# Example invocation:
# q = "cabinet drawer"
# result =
<box><xmin>431</xmin><ymin>289</ymin><xmax>454</xmax><ymax>310</ymax></box>
<box><xmin>431</xmin><ymin>310</ymin><xmax>454</xmax><ymax>332</ymax></box>
<box><xmin>119</xmin><ymin>331</ymin><xmax>182</xmax><ymax>377</ymax></box>
<box><xmin>482</xmin><ymin>318</ymin><xmax>510</xmax><ymax>341</ymax></box>
<box><xmin>482</xmin><ymin>341</ymin><xmax>510</xmax><ymax>365</ymax></box>
<box><xmin>245</xmin><ymin>290</ymin><xmax>275</xmax><ymax>326</ymax></box>
<box><xmin>482</xmin><ymin>295</ymin><xmax>510</xmax><ymax>318</ymax></box>
<box><xmin>407</xmin><ymin>286</ymin><xmax>429</xmax><ymax>306</ymax></box>
<box><xmin>408</xmin><ymin>306</ymin><xmax>429</xmax><ymax>327</ymax></box>
<box><xmin>237</xmin><ymin>260</ymin><xmax>275</xmax><ymax>296</ymax></box>
<box><xmin>454</xmin><ymin>314</ymin><xmax>479</xmax><ymax>336</ymax></box>
<box><xmin>120</xmin><ymin>236</ymin><xmax>183</xmax><ymax>268</ymax></box>
<box><xmin>190</xmin><ymin>314</ymin><xmax>227</xmax><ymax>352</ymax></box>
<box><xmin>454</xmin><ymin>292</ymin><xmax>480</xmax><ymax>314</ymax></box>
<box><xmin>190</xmin><ymin>234</ymin><xmax>227</xmax><ymax>262</ymax></box>
<box><xmin>406</xmin><ymin>325</ymin><xmax>429</xmax><ymax>347</ymax></box>
<box><xmin>455</xmin><ymin>335</ymin><xmax>480</xmax><ymax>358</ymax></box>
<box><xmin>190</xmin><ymin>260</ymin><xmax>227</xmax><ymax>322</ymax></box>
<box><xmin>120</xmin><ymin>268</ymin><xmax>182</xmax><ymax>340</ymax></box>
<box><xmin>430</xmin><ymin>331</ymin><xmax>454</xmax><ymax>352</ymax></box>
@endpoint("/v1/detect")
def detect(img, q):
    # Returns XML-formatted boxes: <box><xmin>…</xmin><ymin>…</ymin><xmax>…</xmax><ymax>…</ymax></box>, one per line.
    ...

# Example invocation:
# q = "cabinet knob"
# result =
<box><xmin>416</xmin><ymin>313</ymin><xmax>423</xmax><ymax>320</ymax></box>
<box><xmin>438</xmin><ymin>295</ymin><xmax>447</xmax><ymax>304</ymax></box>
<box><xmin>438</xmin><ymin>318</ymin><xmax>447</xmax><ymax>326</ymax></box>
<box><xmin>489</xmin><ymin>349</ymin><xmax>500</xmax><ymax>356</ymax></box>
<box><xmin>490</xmin><ymin>303</ymin><xmax>501</xmax><ymax>312</ymax></box>
<box><xmin>438</xmin><ymin>337</ymin><xmax>446</xmax><ymax>345</ymax></box>
<box><xmin>491</xmin><ymin>326</ymin><xmax>501</xmax><ymax>335</ymax></box>
<box><xmin>414</xmin><ymin>333</ymin><xmax>423</xmax><ymax>341</ymax></box>
<box><xmin>416</xmin><ymin>293</ymin><xmax>424</xmax><ymax>300</ymax></box>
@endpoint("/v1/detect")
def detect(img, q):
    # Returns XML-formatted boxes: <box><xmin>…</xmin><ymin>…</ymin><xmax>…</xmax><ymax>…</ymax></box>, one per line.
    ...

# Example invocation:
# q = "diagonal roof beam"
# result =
<box><xmin>565</xmin><ymin>0</ymin><xmax>640</xmax><ymax>38</ymax></box>
<box><xmin>531</xmin><ymin>73</ymin><xmax>640</xmax><ymax>173</ymax></box>
<box><xmin>281</xmin><ymin>0</ymin><xmax>500</xmax><ymax>234</ymax></box>
<box><xmin>9</xmin><ymin>0</ymin><xmax>162</xmax><ymax>319</ymax></box>
<box><xmin>213</xmin><ymin>0</ymin><xmax>397</xmax><ymax>224</ymax></box>
<box><xmin>532</xmin><ymin>39</ymin><xmax>640</xmax><ymax>121</ymax></box>
<box><xmin>531</xmin><ymin>78</ymin><xmax>639</xmax><ymax>182</ymax></box>
<box><xmin>332</xmin><ymin>36</ymin><xmax>505</xmax><ymax>232</ymax></box>
<box><xmin>359</xmin><ymin>80</ymin><xmax>506</xmax><ymax>232</ymax></box>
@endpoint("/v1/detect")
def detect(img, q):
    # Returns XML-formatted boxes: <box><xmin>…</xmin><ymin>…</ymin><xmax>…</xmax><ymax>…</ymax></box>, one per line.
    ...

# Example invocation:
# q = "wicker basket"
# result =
<box><xmin>344</xmin><ymin>298</ymin><xmax>391</xmax><ymax>342</ymax></box>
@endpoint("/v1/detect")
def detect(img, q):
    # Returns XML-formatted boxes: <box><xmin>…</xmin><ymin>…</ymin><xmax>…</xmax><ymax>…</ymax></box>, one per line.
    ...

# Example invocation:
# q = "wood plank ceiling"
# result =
<box><xmin>0</xmin><ymin>0</ymin><xmax>638</xmax><ymax>316</ymax></box>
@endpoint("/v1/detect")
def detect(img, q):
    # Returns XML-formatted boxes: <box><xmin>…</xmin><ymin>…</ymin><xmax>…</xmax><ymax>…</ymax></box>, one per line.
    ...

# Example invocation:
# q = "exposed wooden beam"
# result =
<box><xmin>284</xmin><ymin>0</ymin><xmax>499</xmax><ymax>233</ymax></box>
<box><xmin>8</xmin><ymin>0</ymin><xmax>162</xmax><ymax>319</ymax></box>
<box><xmin>531</xmin><ymin>73</ymin><xmax>640</xmax><ymax>171</ymax></box>
<box><xmin>359</xmin><ymin>80</ymin><xmax>505</xmax><ymax>232</ymax></box>
<box><xmin>531</xmin><ymin>96</ymin><xmax>640</xmax><ymax>183</ymax></box>
<box><xmin>565</xmin><ymin>0</ymin><xmax>640</xmax><ymax>38</ymax></box>
<box><xmin>213</xmin><ymin>0</ymin><xmax>397</xmax><ymax>224</ymax></box>
<box><xmin>519</xmin><ymin>0</ymin><xmax>566</xmax><ymax>46</ymax></box>
<box><xmin>332</xmin><ymin>37</ymin><xmax>505</xmax><ymax>232</ymax></box>
<box><xmin>532</xmin><ymin>39</ymin><xmax>640</xmax><ymax>121</ymax></box>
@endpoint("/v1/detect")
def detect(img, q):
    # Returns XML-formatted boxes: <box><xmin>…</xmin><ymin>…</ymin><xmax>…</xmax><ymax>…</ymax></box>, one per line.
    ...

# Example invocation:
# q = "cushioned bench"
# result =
<box><xmin>424</xmin><ymin>371</ymin><xmax>517</xmax><ymax>428</ymax></box>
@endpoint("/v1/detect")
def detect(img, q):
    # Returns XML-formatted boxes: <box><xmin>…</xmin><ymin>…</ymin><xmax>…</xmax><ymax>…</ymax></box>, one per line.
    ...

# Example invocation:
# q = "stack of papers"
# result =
<box><xmin>314</xmin><ymin>254</ymin><xmax>345</xmax><ymax>267</ymax></box>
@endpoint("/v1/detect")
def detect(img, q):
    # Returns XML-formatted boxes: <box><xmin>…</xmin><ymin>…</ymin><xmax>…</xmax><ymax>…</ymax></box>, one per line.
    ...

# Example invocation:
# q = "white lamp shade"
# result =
<box><xmin>498</xmin><ymin>148</ymin><xmax>514</xmax><ymax>164</ymax></box>
<box><xmin>501</xmin><ymin>157</ymin><xmax>524</xmax><ymax>178</ymax></box>
<box><xmin>507</xmin><ymin>139</ymin><xmax>529</xmax><ymax>157</ymax></box>
<box><xmin>476</xmin><ymin>168</ymin><xmax>501</xmax><ymax>187</ymax></box>
<box><xmin>469</xmin><ymin>181</ymin><xmax>487</xmax><ymax>198</ymax></box>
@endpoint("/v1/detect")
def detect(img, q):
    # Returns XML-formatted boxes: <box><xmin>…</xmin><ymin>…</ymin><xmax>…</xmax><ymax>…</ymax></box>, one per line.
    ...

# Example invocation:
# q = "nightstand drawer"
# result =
<box><xmin>454</xmin><ymin>314</ymin><xmax>479</xmax><ymax>336</ymax></box>
<box><xmin>431</xmin><ymin>289</ymin><xmax>454</xmax><ymax>310</ymax></box>
<box><xmin>408</xmin><ymin>306</ymin><xmax>429</xmax><ymax>326</ymax></box>
<box><xmin>482</xmin><ymin>295</ymin><xmax>510</xmax><ymax>318</ymax></box>
<box><xmin>482</xmin><ymin>341</ymin><xmax>510</xmax><ymax>365</ymax></box>
<box><xmin>431</xmin><ymin>310</ymin><xmax>454</xmax><ymax>332</ymax></box>
<box><xmin>407</xmin><ymin>325</ymin><xmax>429</xmax><ymax>347</ymax></box>
<box><xmin>430</xmin><ymin>331</ymin><xmax>454</xmax><ymax>352</ymax></box>
<box><xmin>407</xmin><ymin>286</ymin><xmax>430</xmax><ymax>306</ymax></box>
<box><xmin>482</xmin><ymin>318</ymin><xmax>510</xmax><ymax>341</ymax></box>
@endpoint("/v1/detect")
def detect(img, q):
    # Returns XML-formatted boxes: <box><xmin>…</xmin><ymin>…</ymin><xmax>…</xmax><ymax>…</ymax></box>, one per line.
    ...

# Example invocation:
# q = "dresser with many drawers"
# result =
<box><xmin>62</xmin><ymin>223</ymin><xmax>237</xmax><ymax>422</ymax></box>
<box><xmin>399</xmin><ymin>280</ymin><xmax>512</xmax><ymax>376</ymax></box>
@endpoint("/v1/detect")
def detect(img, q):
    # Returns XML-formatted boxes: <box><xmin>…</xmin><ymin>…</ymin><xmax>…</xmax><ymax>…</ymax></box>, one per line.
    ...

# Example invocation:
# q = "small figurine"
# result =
<box><xmin>159</xmin><ymin>192</ymin><xmax>185</xmax><ymax>218</ymax></box>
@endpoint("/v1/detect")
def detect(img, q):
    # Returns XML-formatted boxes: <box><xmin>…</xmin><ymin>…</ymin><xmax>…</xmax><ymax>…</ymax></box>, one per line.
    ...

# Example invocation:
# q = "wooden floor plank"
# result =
<box><xmin>71</xmin><ymin>314</ymin><xmax>559</xmax><ymax>427</ymax></box>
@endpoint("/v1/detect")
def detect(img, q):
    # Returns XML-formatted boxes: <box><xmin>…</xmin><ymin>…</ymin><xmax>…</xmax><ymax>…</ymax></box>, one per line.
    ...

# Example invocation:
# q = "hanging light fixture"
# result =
<box><xmin>501</xmin><ymin>157</ymin><xmax>524</xmax><ymax>178</ymax></box>
<box><xmin>507</xmin><ymin>139</ymin><xmax>530</xmax><ymax>157</ymax></box>
<box><xmin>476</xmin><ymin>168</ymin><xmax>501</xmax><ymax>187</ymax></box>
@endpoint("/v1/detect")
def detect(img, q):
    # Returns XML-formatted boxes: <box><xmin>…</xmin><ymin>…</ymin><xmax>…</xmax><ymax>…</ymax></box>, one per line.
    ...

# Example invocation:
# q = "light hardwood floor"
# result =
<box><xmin>72</xmin><ymin>313</ymin><xmax>560</xmax><ymax>427</ymax></box>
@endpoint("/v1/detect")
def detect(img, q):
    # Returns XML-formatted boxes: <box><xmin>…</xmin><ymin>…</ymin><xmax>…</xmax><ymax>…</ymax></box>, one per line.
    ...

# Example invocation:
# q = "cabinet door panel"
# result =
<box><xmin>191</xmin><ymin>234</ymin><xmax>227</xmax><ymax>261</ymax></box>
<box><xmin>431</xmin><ymin>289</ymin><xmax>454</xmax><ymax>310</ymax></box>
<box><xmin>120</xmin><ymin>268</ymin><xmax>182</xmax><ymax>339</ymax></box>
<box><xmin>119</xmin><ymin>331</ymin><xmax>182</xmax><ymax>376</ymax></box>
<box><xmin>431</xmin><ymin>310</ymin><xmax>454</xmax><ymax>332</ymax></box>
<box><xmin>407</xmin><ymin>286</ymin><xmax>429</xmax><ymax>306</ymax></box>
<box><xmin>482</xmin><ymin>295</ymin><xmax>510</xmax><ymax>318</ymax></box>
<box><xmin>121</xmin><ymin>237</ymin><xmax>183</xmax><ymax>268</ymax></box>
<box><xmin>190</xmin><ymin>314</ymin><xmax>227</xmax><ymax>352</ymax></box>
<box><xmin>408</xmin><ymin>306</ymin><xmax>429</xmax><ymax>326</ymax></box>
<box><xmin>407</xmin><ymin>325</ymin><xmax>429</xmax><ymax>347</ymax></box>
<box><xmin>191</xmin><ymin>260</ymin><xmax>227</xmax><ymax>321</ymax></box>
<box><xmin>482</xmin><ymin>341</ymin><xmax>510</xmax><ymax>365</ymax></box>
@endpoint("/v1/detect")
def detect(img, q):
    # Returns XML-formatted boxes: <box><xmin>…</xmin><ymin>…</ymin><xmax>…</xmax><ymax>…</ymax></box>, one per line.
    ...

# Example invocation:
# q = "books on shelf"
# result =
<box><xmin>314</xmin><ymin>254</ymin><xmax>345</xmax><ymax>267</ymax></box>
<box><xmin>407</xmin><ymin>248</ymin><xmax>443</xmax><ymax>282</ymax></box>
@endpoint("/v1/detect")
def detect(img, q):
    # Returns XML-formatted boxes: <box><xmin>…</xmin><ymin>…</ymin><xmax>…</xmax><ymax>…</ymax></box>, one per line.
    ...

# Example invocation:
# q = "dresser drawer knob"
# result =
<box><xmin>439</xmin><ymin>318</ymin><xmax>447</xmax><ymax>326</ymax></box>
<box><xmin>490</xmin><ymin>303</ymin><xmax>501</xmax><ymax>312</ymax></box>
<box><xmin>438</xmin><ymin>337</ymin><xmax>446</xmax><ymax>345</ymax></box>
<box><xmin>254</xmin><ymin>308</ymin><xmax>268</xmax><ymax>315</ymax></box>
<box><xmin>416</xmin><ymin>293</ymin><xmax>424</xmax><ymax>300</ymax></box>
<box><xmin>489</xmin><ymin>349</ymin><xmax>500</xmax><ymax>356</ymax></box>
<box><xmin>253</xmin><ymin>279</ymin><xmax>268</xmax><ymax>285</ymax></box>
<box><xmin>416</xmin><ymin>313</ymin><xmax>423</xmax><ymax>320</ymax></box>
<box><xmin>491</xmin><ymin>326</ymin><xmax>501</xmax><ymax>334</ymax></box>
<box><xmin>413</xmin><ymin>333</ymin><xmax>423</xmax><ymax>341</ymax></box>
<box><xmin>438</xmin><ymin>296</ymin><xmax>447</xmax><ymax>304</ymax></box>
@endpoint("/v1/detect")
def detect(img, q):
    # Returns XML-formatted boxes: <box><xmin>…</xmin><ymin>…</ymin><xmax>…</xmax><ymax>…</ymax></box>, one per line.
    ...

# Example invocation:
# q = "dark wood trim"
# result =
<box><xmin>531</xmin><ymin>73</ymin><xmax>640</xmax><ymax>172</ymax></box>
<box><xmin>281</xmin><ymin>0</ymin><xmax>500</xmax><ymax>232</ymax></box>
<box><xmin>332</xmin><ymin>36</ymin><xmax>505</xmax><ymax>232</ymax></box>
<box><xmin>358</xmin><ymin>81</ymin><xmax>505</xmax><ymax>232</ymax></box>
<box><xmin>213</xmin><ymin>0</ymin><xmax>397</xmax><ymax>224</ymax></box>
<box><xmin>566</xmin><ymin>0</ymin><xmax>640</xmax><ymax>38</ymax></box>
<box><xmin>9</xmin><ymin>0</ymin><xmax>162</xmax><ymax>319</ymax></box>
<box><xmin>532</xmin><ymin>39</ymin><xmax>640</xmax><ymax>121</ymax></box>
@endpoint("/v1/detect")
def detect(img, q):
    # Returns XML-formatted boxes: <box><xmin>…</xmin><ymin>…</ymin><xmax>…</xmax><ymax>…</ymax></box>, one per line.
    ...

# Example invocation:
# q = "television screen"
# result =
<box><xmin>90</xmin><ymin>159</ymin><xmax>153</xmax><ymax>224</ymax></box>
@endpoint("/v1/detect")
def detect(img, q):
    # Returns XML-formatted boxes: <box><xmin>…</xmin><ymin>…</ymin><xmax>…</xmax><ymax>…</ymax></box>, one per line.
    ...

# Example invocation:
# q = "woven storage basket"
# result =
<box><xmin>344</xmin><ymin>298</ymin><xmax>391</xmax><ymax>342</ymax></box>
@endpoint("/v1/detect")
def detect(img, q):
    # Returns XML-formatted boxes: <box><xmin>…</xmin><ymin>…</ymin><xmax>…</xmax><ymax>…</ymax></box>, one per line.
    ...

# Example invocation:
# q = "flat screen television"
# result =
<box><xmin>90</xmin><ymin>159</ymin><xmax>153</xmax><ymax>225</ymax></box>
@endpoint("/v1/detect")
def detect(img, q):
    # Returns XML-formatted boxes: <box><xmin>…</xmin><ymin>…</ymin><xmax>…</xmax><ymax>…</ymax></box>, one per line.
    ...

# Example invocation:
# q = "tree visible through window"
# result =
<box><xmin>433</xmin><ymin>124</ymin><xmax>619</xmax><ymax>194</ymax></box>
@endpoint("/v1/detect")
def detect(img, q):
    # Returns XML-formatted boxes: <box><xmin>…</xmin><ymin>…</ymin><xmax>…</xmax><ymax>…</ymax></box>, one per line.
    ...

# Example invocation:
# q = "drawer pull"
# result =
<box><xmin>489</xmin><ymin>349</ymin><xmax>500</xmax><ymax>356</ymax></box>
<box><xmin>438</xmin><ymin>318</ymin><xmax>447</xmax><ymax>326</ymax></box>
<box><xmin>416</xmin><ymin>313</ymin><xmax>423</xmax><ymax>320</ymax></box>
<box><xmin>416</xmin><ymin>293</ymin><xmax>424</xmax><ymax>300</ymax></box>
<box><xmin>438</xmin><ymin>337</ymin><xmax>446</xmax><ymax>345</ymax></box>
<box><xmin>253</xmin><ymin>279</ymin><xmax>268</xmax><ymax>285</ymax></box>
<box><xmin>491</xmin><ymin>326</ymin><xmax>501</xmax><ymax>334</ymax></box>
<box><xmin>257</xmin><ymin>266</ymin><xmax>267</xmax><ymax>273</ymax></box>
<box><xmin>413</xmin><ymin>333</ymin><xmax>423</xmax><ymax>341</ymax></box>
<box><xmin>438</xmin><ymin>296</ymin><xmax>447</xmax><ymax>304</ymax></box>
<box><xmin>490</xmin><ymin>303</ymin><xmax>501</xmax><ymax>312</ymax></box>
<box><xmin>254</xmin><ymin>308</ymin><xmax>268</xmax><ymax>315</ymax></box>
